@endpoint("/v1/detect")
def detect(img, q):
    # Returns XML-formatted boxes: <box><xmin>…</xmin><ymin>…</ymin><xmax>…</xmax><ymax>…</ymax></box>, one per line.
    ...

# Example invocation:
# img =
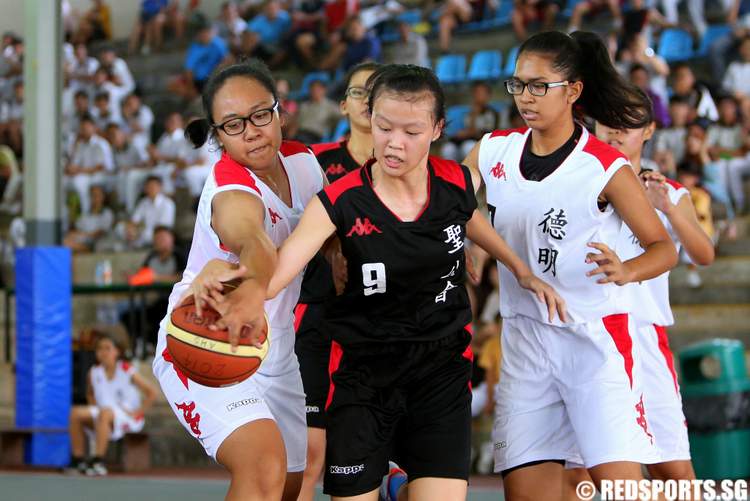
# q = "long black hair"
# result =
<box><xmin>518</xmin><ymin>30</ymin><xmax>646</xmax><ymax>130</ymax></box>
<box><xmin>366</xmin><ymin>64</ymin><xmax>446</xmax><ymax>126</ymax></box>
<box><xmin>184</xmin><ymin>59</ymin><xmax>278</xmax><ymax>148</ymax></box>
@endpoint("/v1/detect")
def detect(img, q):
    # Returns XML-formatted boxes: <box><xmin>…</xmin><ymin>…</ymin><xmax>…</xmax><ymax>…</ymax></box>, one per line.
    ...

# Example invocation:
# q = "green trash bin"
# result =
<box><xmin>679</xmin><ymin>339</ymin><xmax>750</xmax><ymax>480</ymax></box>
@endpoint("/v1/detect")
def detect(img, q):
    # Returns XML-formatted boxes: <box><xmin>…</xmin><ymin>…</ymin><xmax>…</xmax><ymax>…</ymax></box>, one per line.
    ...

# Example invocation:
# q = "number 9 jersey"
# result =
<box><xmin>317</xmin><ymin>157</ymin><xmax>477</xmax><ymax>348</ymax></box>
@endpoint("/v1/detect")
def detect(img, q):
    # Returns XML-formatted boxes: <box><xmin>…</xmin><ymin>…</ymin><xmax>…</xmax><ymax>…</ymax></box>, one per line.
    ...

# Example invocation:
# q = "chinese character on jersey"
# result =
<box><xmin>441</xmin><ymin>260</ymin><xmax>460</xmax><ymax>279</ymax></box>
<box><xmin>435</xmin><ymin>280</ymin><xmax>457</xmax><ymax>303</ymax></box>
<box><xmin>538</xmin><ymin>248</ymin><xmax>558</xmax><ymax>276</ymax></box>
<box><xmin>538</xmin><ymin>208</ymin><xmax>568</xmax><ymax>240</ymax></box>
<box><xmin>443</xmin><ymin>225</ymin><xmax>464</xmax><ymax>254</ymax></box>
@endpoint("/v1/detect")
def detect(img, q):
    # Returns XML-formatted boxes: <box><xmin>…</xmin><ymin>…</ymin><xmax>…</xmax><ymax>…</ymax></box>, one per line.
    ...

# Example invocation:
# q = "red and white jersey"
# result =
<box><xmin>478</xmin><ymin>126</ymin><xmax>629</xmax><ymax>325</ymax></box>
<box><xmin>159</xmin><ymin>141</ymin><xmax>325</xmax><ymax>362</ymax></box>
<box><xmin>90</xmin><ymin>360</ymin><xmax>141</xmax><ymax>413</ymax></box>
<box><xmin>617</xmin><ymin>178</ymin><xmax>688</xmax><ymax>326</ymax></box>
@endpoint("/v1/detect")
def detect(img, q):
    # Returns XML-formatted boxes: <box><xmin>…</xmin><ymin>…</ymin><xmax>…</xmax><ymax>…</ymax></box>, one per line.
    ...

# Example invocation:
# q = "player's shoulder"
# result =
<box><xmin>310</xmin><ymin>140</ymin><xmax>344</xmax><ymax>158</ymax></box>
<box><xmin>429</xmin><ymin>155</ymin><xmax>470</xmax><ymax>191</ymax></box>
<box><xmin>213</xmin><ymin>152</ymin><xmax>262</xmax><ymax>195</ymax></box>
<box><xmin>279</xmin><ymin>140</ymin><xmax>314</xmax><ymax>158</ymax></box>
<box><xmin>487</xmin><ymin>127</ymin><xmax>529</xmax><ymax>139</ymax></box>
<box><xmin>581</xmin><ymin>134</ymin><xmax>629</xmax><ymax>171</ymax></box>
<box><xmin>322</xmin><ymin>167</ymin><xmax>365</xmax><ymax>205</ymax></box>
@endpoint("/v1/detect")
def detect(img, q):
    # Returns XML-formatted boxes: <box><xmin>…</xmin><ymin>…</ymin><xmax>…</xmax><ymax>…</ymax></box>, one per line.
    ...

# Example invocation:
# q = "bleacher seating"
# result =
<box><xmin>695</xmin><ymin>24</ymin><xmax>732</xmax><ymax>58</ymax></box>
<box><xmin>435</xmin><ymin>54</ymin><xmax>467</xmax><ymax>84</ymax></box>
<box><xmin>503</xmin><ymin>46</ymin><xmax>520</xmax><ymax>78</ymax></box>
<box><xmin>325</xmin><ymin>118</ymin><xmax>350</xmax><ymax>143</ymax></box>
<box><xmin>468</xmin><ymin>50</ymin><xmax>503</xmax><ymax>81</ymax></box>
<box><xmin>658</xmin><ymin>28</ymin><xmax>695</xmax><ymax>63</ymax></box>
<box><xmin>444</xmin><ymin>104</ymin><xmax>471</xmax><ymax>138</ymax></box>
<box><xmin>290</xmin><ymin>71</ymin><xmax>331</xmax><ymax>100</ymax></box>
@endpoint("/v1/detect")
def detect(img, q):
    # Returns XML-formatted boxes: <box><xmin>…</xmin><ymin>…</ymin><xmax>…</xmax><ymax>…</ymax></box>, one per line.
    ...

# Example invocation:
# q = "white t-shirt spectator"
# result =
<box><xmin>123</xmin><ymin>104</ymin><xmax>155</xmax><ymax>152</ymax></box>
<box><xmin>156</xmin><ymin>128</ymin><xmax>192</xmax><ymax>162</ymax></box>
<box><xmin>707</xmin><ymin>124</ymin><xmax>743</xmax><ymax>152</ymax></box>
<box><xmin>0</xmin><ymin>99</ymin><xmax>23</xmax><ymax>123</ymax></box>
<box><xmin>70</xmin><ymin>135</ymin><xmax>115</xmax><ymax>173</ymax></box>
<box><xmin>91</xmin><ymin>106</ymin><xmax>123</xmax><ymax>131</ymax></box>
<box><xmin>114</xmin><ymin>142</ymin><xmax>149</xmax><ymax>170</ymax></box>
<box><xmin>108</xmin><ymin>58</ymin><xmax>135</xmax><ymax>94</ymax></box>
<box><xmin>655</xmin><ymin>127</ymin><xmax>687</xmax><ymax>165</ymax></box>
<box><xmin>723</xmin><ymin>61</ymin><xmax>750</xmax><ymax>97</ymax></box>
<box><xmin>69</xmin><ymin>56</ymin><xmax>100</xmax><ymax>91</ymax></box>
<box><xmin>132</xmin><ymin>193</ymin><xmax>176</xmax><ymax>245</ymax></box>
<box><xmin>75</xmin><ymin>207</ymin><xmax>114</xmax><ymax>235</ymax></box>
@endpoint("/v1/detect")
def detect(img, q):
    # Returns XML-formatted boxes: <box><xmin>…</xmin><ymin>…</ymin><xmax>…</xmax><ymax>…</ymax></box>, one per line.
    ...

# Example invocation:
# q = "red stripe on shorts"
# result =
<box><xmin>602</xmin><ymin>313</ymin><xmax>634</xmax><ymax>388</ymax></box>
<box><xmin>462</xmin><ymin>323</ymin><xmax>474</xmax><ymax>390</ymax></box>
<box><xmin>325</xmin><ymin>341</ymin><xmax>344</xmax><ymax>411</ymax></box>
<box><xmin>654</xmin><ymin>324</ymin><xmax>679</xmax><ymax>394</ymax></box>
<box><xmin>293</xmin><ymin>303</ymin><xmax>308</xmax><ymax>333</ymax></box>
<box><xmin>162</xmin><ymin>347</ymin><xmax>190</xmax><ymax>390</ymax></box>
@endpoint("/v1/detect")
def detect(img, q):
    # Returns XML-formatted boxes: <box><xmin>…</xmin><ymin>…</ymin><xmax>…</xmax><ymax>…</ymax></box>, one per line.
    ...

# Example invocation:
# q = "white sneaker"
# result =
<box><xmin>86</xmin><ymin>461</ymin><xmax>108</xmax><ymax>476</ymax></box>
<box><xmin>686</xmin><ymin>269</ymin><xmax>702</xmax><ymax>288</ymax></box>
<box><xmin>379</xmin><ymin>461</ymin><xmax>406</xmax><ymax>501</ymax></box>
<box><xmin>63</xmin><ymin>461</ymin><xmax>87</xmax><ymax>475</ymax></box>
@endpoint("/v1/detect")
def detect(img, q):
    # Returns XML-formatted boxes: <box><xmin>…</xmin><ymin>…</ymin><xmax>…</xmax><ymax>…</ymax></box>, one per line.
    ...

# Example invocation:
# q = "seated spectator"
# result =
<box><xmin>653</xmin><ymin>96</ymin><xmax>692</xmax><ymax>177</ymax></box>
<box><xmin>292</xmin><ymin>78</ymin><xmax>342</xmax><ymax>144</ymax></box>
<box><xmin>722</xmin><ymin>36</ymin><xmax>750</xmax><ymax>120</ymax></box>
<box><xmin>0</xmin><ymin>145</ymin><xmax>21</xmax><ymax>216</ymax></box>
<box><xmin>122</xmin><ymin>176</ymin><xmax>176</xmax><ymax>248</ymax></box>
<box><xmin>675</xmin><ymin>160</ymin><xmax>715</xmax><ymax>287</ymax></box>
<box><xmin>63</xmin><ymin>184</ymin><xmax>114</xmax><ymax>253</ymax></box>
<box><xmin>567</xmin><ymin>0</ymin><xmax>622</xmax><ymax>33</ymax></box>
<box><xmin>707</xmin><ymin>95</ymin><xmax>744</xmax><ymax>160</ymax></box>
<box><xmin>616</xmin><ymin>33</ymin><xmax>669</xmax><ymax>104</ymax></box>
<box><xmin>512</xmin><ymin>0</ymin><xmax>562</xmax><ymax>41</ymax></box>
<box><xmin>120</xmin><ymin>93</ymin><xmax>154</xmax><ymax>153</ymax></box>
<box><xmin>341</xmin><ymin>16</ymin><xmax>382</xmax><ymax>71</ymax></box>
<box><xmin>283</xmin><ymin>0</ymin><xmax>326</xmax><ymax>70</ymax></box>
<box><xmin>65</xmin><ymin>114</ymin><xmax>115</xmax><ymax>214</ymax></box>
<box><xmin>108</xmin><ymin>122</ymin><xmax>149</xmax><ymax>211</ymax></box>
<box><xmin>168</xmin><ymin>19</ymin><xmax>228</xmax><ymax>100</ymax></box>
<box><xmin>439</xmin><ymin>0</ymin><xmax>495</xmax><ymax>53</ymax></box>
<box><xmin>709</xmin><ymin>2</ymin><xmax>750</xmax><ymax>80</ymax></box>
<box><xmin>390</xmin><ymin>20</ymin><xmax>429</xmax><ymax>67</ymax></box>
<box><xmin>173</xmin><ymin>121</ymin><xmax>222</xmax><ymax>197</ymax></box>
<box><xmin>129</xmin><ymin>0</ymin><xmax>169</xmax><ymax>55</ymax></box>
<box><xmin>0</xmin><ymin>79</ymin><xmax>23</xmax><ymax>157</ymax></box>
<box><xmin>441</xmin><ymin>81</ymin><xmax>499</xmax><ymax>162</ymax></box>
<box><xmin>242</xmin><ymin>0</ymin><xmax>292</xmax><ymax>64</ymax></box>
<box><xmin>629</xmin><ymin>64</ymin><xmax>670</xmax><ymax>128</ymax></box>
<box><xmin>91</xmin><ymin>92</ymin><xmax>122</xmax><ymax>132</ymax></box>
<box><xmin>98</xmin><ymin>46</ymin><xmax>135</xmax><ymax>95</ymax></box>
<box><xmin>89</xmin><ymin>66</ymin><xmax>129</xmax><ymax>115</ymax></box>
<box><xmin>68</xmin><ymin>43</ymin><xmax>99</xmax><ymax>93</ymax></box>
<box><xmin>73</xmin><ymin>0</ymin><xmax>112</xmax><ymax>45</ymax></box>
<box><xmin>214</xmin><ymin>0</ymin><xmax>247</xmax><ymax>51</ymax></box>
<box><xmin>65</xmin><ymin>90</ymin><xmax>92</xmax><ymax>146</ymax></box>
<box><xmin>148</xmin><ymin>111</ymin><xmax>193</xmax><ymax>195</ymax></box>
<box><xmin>672</xmin><ymin>63</ymin><xmax>719</xmax><ymax>122</ymax></box>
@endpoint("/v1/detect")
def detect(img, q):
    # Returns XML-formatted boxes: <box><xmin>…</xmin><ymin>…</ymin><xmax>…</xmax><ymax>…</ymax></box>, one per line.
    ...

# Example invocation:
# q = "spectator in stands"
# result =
<box><xmin>629</xmin><ymin>64</ymin><xmax>670</xmax><ymax>127</ymax></box>
<box><xmin>243</xmin><ymin>0</ymin><xmax>292</xmax><ymax>64</ymax></box>
<box><xmin>0</xmin><ymin>79</ymin><xmax>23</xmax><ymax>157</ymax></box>
<box><xmin>63</xmin><ymin>184</ymin><xmax>114</xmax><ymax>253</ymax></box>
<box><xmin>672</xmin><ymin>63</ymin><xmax>719</xmax><ymax>122</ymax></box>
<box><xmin>390</xmin><ymin>20</ymin><xmax>429</xmax><ymax>67</ymax></box>
<box><xmin>709</xmin><ymin>4</ymin><xmax>750</xmax><ymax>80</ymax></box>
<box><xmin>64</xmin><ymin>89</ymin><xmax>92</xmax><ymax>145</ymax></box>
<box><xmin>276</xmin><ymin>78</ymin><xmax>297</xmax><ymax>137</ymax></box>
<box><xmin>616</xmin><ymin>33</ymin><xmax>669</xmax><ymax>101</ymax></box>
<box><xmin>341</xmin><ymin>15</ymin><xmax>382</xmax><ymax>71</ymax></box>
<box><xmin>65</xmin><ymin>114</ymin><xmax>115</xmax><ymax>214</ymax></box>
<box><xmin>108</xmin><ymin>122</ymin><xmax>150</xmax><ymax>212</ymax></box>
<box><xmin>120</xmin><ymin>93</ymin><xmax>154</xmax><ymax>153</ymax></box>
<box><xmin>91</xmin><ymin>92</ymin><xmax>122</xmax><ymax>132</ymax></box>
<box><xmin>214</xmin><ymin>0</ymin><xmax>247</xmax><ymax>51</ymax></box>
<box><xmin>89</xmin><ymin>66</ymin><xmax>129</xmax><ymax>115</ymax></box>
<box><xmin>707</xmin><ymin>96</ymin><xmax>744</xmax><ymax>159</ymax></box>
<box><xmin>687</xmin><ymin>0</ymin><xmax>742</xmax><ymax>38</ymax></box>
<box><xmin>98</xmin><ymin>46</ymin><xmax>135</xmax><ymax>96</ymax></box>
<box><xmin>722</xmin><ymin>36</ymin><xmax>750</xmax><ymax>120</ymax></box>
<box><xmin>567</xmin><ymin>0</ymin><xmax>622</xmax><ymax>33</ymax></box>
<box><xmin>653</xmin><ymin>96</ymin><xmax>691</xmax><ymax>177</ymax></box>
<box><xmin>148</xmin><ymin>111</ymin><xmax>193</xmax><ymax>194</ymax></box>
<box><xmin>129</xmin><ymin>0</ymin><xmax>169</xmax><ymax>55</ymax></box>
<box><xmin>168</xmin><ymin>19</ymin><xmax>228</xmax><ymax>100</ymax></box>
<box><xmin>292</xmin><ymin>78</ymin><xmax>341</xmax><ymax>144</ymax></box>
<box><xmin>73</xmin><ymin>0</ymin><xmax>113</xmax><ymax>45</ymax></box>
<box><xmin>0</xmin><ymin>145</ymin><xmax>21</xmax><ymax>216</ymax></box>
<box><xmin>438</xmin><ymin>0</ymin><xmax>495</xmax><ymax>53</ymax></box>
<box><xmin>511</xmin><ymin>0</ymin><xmax>562</xmax><ymax>42</ymax></box>
<box><xmin>122</xmin><ymin>175</ymin><xmax>176</xmax><ymax>248</ymax></box>
<box><xmin>68</xmin><ymin>43</ymin><xmax>99</xmax><ymax>93</ymax></box>
<box><xmin>441</xmin><ymin>81</ymin><xmax>499</xmax><ymax>161</ymax></box>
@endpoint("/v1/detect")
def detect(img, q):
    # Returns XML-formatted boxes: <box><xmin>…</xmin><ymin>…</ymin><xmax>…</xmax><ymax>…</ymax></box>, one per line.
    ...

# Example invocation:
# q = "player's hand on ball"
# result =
<box><xmin>205</xmin><ymin>280</ymin><xmax>267</xmax><ymax>352</ymax></box>
<box><xmin>181</xmin><ymin>259</ymin><xmax>247</xmax><ymax>318</ymax></box>
<box><xmin>518</xmin><ymin>274</ymin><xmax>567</xmax><ymax>323</ymax></box>
<box><xmin>586</xmin><ymin>242</ymin><xmax>634</xmax><ymax>286</ymax></box>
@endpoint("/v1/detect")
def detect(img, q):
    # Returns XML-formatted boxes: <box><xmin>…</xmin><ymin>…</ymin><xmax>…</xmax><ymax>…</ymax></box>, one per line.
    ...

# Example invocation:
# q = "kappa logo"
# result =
<box><xmin>176</xmin><ymin>401</ymin><xmax>202</xmax><ymax>436</ymax></box>
<box><xmin>329</xmin><ymin>464</ymin><xmax>365</xmax><ymax>475</ymax></box>
<box><xmin>306</xmin><ymin>405</ymin><xmax>320</xmax><ymax>414</ymax></box>
<box><xmin>346</xmin><ymin>217</ymin><xmax>382</xmax><ymax>237</ymax></box>
<box><xmin>490</xmin><ymin>161</ymin><xmax>507</xmax><ymax>180</ymax></box>
<box><xmin>635</xmin><ymin>394</ymin><xmax>654</xmax><ymax>444</ymax></box>
<box><xmin>226</xmin><ymin>398</ymin><xmax>261</xmax><ymax>412</ymax></box>
<box><xmin>268</xmin><ymin>207</ymin><xmax>282</xmax><ymax>224</ymax></box>
<box><xmin>325</xmin><ymin>163</ymin><xmax>346</xmax><ymax>176</ymax></box>
<box><xmin>494</xmin><ymin>441</ymin><xmax>507</xmax><ymax>450</ymax></box>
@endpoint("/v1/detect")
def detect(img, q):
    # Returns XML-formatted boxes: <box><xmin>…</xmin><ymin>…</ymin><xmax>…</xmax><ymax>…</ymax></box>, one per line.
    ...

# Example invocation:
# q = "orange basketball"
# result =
<box><xmin>165</xmin><ymin>295</ymin><xmax>270</xmax><ymax>387</ymax></box>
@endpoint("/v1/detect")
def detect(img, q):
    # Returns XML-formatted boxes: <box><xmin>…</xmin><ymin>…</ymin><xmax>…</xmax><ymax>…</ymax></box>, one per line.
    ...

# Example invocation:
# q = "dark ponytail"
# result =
<box><xmin>183</xmin><ymin>58</ymin><xmax>279</xmax><ymax>148</ymax></box>
<box><xmin>518</xmin><ymin>30</ymin><xmax>646</xmax><ymax>130</ymax></box>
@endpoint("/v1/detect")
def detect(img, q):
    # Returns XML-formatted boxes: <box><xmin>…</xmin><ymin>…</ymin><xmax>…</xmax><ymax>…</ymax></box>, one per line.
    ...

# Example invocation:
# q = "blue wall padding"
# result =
<box><xmin>15</xmin><ymin>246</ymin><xmax>72</xmax><ymax>466</ymax></box>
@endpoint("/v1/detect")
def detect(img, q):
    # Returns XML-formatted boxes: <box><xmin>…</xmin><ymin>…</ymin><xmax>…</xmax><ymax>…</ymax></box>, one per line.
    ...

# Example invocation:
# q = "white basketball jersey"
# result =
<box><xmin>159</xmin><ymin>141</ymin><xmax>325</xmax><ymax>364</ymax></box>
<box><xmin>479</xmin><ymin>127</ymin><xmax>629</xmax><ymax>325</ymax></box>
<box><xmin>90</xmin><ymin>361</ymin><xmax>141</xmax><ymax>412</ymax></box>
<box><xmin>617</xmin><ymin>178</ymin><xmax>688</xmax><ymax>326</ymax></box>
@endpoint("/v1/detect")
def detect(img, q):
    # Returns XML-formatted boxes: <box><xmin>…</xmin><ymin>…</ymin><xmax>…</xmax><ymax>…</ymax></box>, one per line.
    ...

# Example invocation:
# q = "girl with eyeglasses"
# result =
<box><xmin>294</xmin><ymin>61</ymin><xmax>380</xmax><ymax>501</ymax></box>
<box><xmin>151</xmin><ymin>59</ymin><xmax>326</xmax><ymax>501</ymax></box>
<box><xmin>462</xmin><ymin>31</ymin><xmax>679</xmax><ymax>500</ymax></box>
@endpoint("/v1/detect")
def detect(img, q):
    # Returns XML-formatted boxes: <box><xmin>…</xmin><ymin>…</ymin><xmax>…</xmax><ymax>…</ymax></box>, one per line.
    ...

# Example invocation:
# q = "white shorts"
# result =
<box><xmin>88</xmin><ymin>405</ymin><xmax>145</xmax><ymax>441</ymax></box>
<box><xmin>153</xmin><ymin>329</ymin><xmax>307</xmax><ymax>472</ymax></box>
<box><xmin>636</xmin><ymin>323</ymin><xmax>691</xmax><ymax>463</ymax></box>
<box><xmin>493</xmin><ymin>314</ymin><xmax>660</xmax><ymax>472</ymax></box>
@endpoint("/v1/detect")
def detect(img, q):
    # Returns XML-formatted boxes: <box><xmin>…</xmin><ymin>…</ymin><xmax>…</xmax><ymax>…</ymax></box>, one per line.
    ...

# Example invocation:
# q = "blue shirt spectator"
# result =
<box><xmin>342</xmin><ymin>18</ymin><xmax>381</xmax><ymax>71</ymax></box>
<box><xmin>185</xmin><ymin>29</ymin><xmax>228</xmax><ymax>83</ymax></box>
<box><xmin>246</xmin><ymin>2</ymin><xmax>292</xmax><ymax>46</ymax></box>
<box><xmin>141</xmin><ymin>0</ymin><xmax>168</xmax><ymax>21</ymax></box>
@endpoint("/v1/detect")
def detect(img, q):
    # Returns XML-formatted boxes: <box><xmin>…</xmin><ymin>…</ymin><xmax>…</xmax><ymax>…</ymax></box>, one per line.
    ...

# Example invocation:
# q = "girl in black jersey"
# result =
<box><xmin>295</xmin><ymin>61</ymin><xmax>380</xmax><ymax>501</ymax></box>
<box><xmin>244</xmin><ymin>65</ymin><xmax>566</xmax><ymax>500</ymax></box>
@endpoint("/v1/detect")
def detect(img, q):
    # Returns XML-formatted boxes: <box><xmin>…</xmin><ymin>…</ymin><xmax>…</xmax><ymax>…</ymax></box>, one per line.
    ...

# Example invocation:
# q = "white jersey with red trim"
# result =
<box><xmin>90</xmin><ymin>360</ymin><xmax>141</xmax><ymax>413</ymax></box>
<box><xmin>617</xmin><ymin>178</ymin><xmax>689</xmax><ymax>326</ymax></box>
<box><xmin>158</xmin><ymin>141</ymin><xmax>325</xmax><ymax>370</ymax></box>
<box><xmin>478</xmin><ymin>126</ymin><xmax>629</xmax><ymax>325</ymax></box>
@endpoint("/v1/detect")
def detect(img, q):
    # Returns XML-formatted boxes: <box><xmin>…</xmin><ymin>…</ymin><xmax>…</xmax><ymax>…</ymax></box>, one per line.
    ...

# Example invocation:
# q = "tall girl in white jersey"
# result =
<box><xmin>463</xmin><ymin>31</ymin><xmax>679</xmax><ymax>500</ymax></box>
<box><xmin>151</xmin><ymin>60</ymin><xmax>325</xmax><ymax>501</ymax></box>
<box><xmin>580</xmin><ymin>89</ymin><xmax>713</xmax><ymax>485</ymax></box>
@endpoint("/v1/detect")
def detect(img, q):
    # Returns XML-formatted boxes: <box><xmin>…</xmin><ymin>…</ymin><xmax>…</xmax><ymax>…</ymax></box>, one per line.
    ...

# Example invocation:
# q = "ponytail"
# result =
<box><xmin>518</xmin><ymin>30</ymin><xmax>647</xmax><ymax>129</ymax></box>
<box><xmin>184</xmin><ymin>117</ymin><xmax>212</xmax><ymax>148</ymax></box>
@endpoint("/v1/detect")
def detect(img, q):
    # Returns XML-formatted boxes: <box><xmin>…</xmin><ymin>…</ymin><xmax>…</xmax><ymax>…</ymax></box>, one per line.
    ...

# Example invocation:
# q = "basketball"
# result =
<box><xmin>165</xmin><ymin>295</ymin><xmax>270</xmax><ymax>387</ymax></box>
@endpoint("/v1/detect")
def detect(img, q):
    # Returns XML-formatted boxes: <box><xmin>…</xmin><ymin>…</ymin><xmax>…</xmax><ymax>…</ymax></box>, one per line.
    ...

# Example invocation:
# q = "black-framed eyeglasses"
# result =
<box><xmin>213</xmin><ymin>101</ymin><xmax>279</xmax><ymax>135</ymax></box>
<box><xmin>504</xmin><ymin>78</ymin><xmax>569</xmax><ymax>97</ymax></box>
<box><xmin>345</xmin><ymin>86</ymin><xmax>368</xmax><ymax>99</ymax></box>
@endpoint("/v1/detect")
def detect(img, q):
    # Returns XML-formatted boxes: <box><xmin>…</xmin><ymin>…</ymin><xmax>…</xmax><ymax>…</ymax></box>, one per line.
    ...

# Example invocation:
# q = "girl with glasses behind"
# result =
<box><xmin>463</xmin><ymin>30</ymin><xmax>678</xmax><ymax>500</ymax></box>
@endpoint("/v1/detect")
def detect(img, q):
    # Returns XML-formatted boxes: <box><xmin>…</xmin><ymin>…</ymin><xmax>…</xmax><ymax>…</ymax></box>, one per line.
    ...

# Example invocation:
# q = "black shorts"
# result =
<box><xmin>294</xmin><ymin>302</ymin><xmax>331</xmax><ymax>429</ymax></box>
<box><xmin>323</xmin><ymin>330</ymin><xmax>473</xmax><ymax>497</ymax></box>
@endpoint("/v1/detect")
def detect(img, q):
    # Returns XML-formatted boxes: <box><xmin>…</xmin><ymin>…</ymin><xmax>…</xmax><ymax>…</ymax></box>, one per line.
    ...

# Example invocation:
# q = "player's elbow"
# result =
<box><xmin>690</xmin><ymin>244</ymin><xmax>715</xmax><ymax>267</ymax></box>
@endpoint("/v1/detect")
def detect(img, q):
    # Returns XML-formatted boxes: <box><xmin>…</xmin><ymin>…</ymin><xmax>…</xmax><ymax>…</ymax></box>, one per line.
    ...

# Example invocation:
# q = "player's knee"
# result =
<box><xmin>648</xmin><ymin>461</ymin><xmax>695</xmax><ymax>481</ymax></box>
<box><xmin>98</xmin><ymin>407</ymin><xmax>115</xmax><ymax>422</ymax></box>
<box><xmin>230</xmin><ymin>455</ymin><xmax>286</xmax><ymax>495</ymax></box>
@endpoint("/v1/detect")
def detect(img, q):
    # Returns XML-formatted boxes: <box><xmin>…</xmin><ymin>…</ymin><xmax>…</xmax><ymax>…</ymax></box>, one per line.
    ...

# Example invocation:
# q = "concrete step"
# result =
<box><xmin>669</xmin><ymin>258</ymin><xmax>750</xmax><ymax>304</ymax></box>
<box><xmin>717</xmin><ymin>238</ymin><xmax>750</xmax><ymax>257</ymax></box>
<box><xmin>671</xmin><ymin>304</ymin><xmax>750</xmax><ymax>339</ymax></box>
